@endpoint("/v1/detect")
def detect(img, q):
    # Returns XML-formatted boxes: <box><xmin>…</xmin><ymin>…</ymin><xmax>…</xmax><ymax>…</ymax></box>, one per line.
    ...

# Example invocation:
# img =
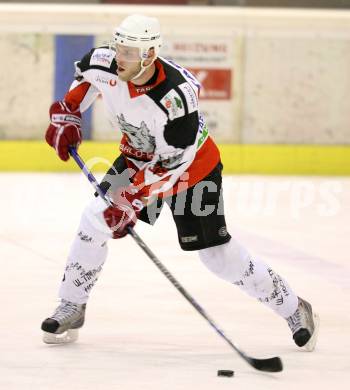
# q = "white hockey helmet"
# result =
<box><xmin>113</xmin><ymin>14</ymin><xmax>162</xmax><ymax>80</ymax></box>
<box><xmin>113</xmin><ymin>14</ymin><xmax>162</xmax><ymax>59</ymax></box>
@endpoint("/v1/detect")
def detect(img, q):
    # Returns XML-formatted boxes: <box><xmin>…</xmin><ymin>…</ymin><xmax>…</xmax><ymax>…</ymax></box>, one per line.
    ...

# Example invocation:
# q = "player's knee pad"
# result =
<box><xmin>198</xmin><ymin>239</ymin><xmax>275</xmax><ymax>296</ymax></box>
<box><xmin>198</xmin><ymin>239</ymin><xmax>253</xmax><ymax>283</ymax></box>
<box><xmin>199</xmin><ymin>238</ymin><xmax>298</xmax><ymax>318</ymax></box>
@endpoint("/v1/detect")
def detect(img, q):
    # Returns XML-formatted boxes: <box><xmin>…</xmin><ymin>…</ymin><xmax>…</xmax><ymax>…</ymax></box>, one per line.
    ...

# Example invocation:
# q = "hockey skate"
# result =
<box><xmin>286</xmin><ymin>297</ymin><xmax>319</xmax><ymax>351</ymax></box>
<box><xmin>41</xmin><ymin>300</ymin><xmax>86</xmax><ymax>344</ymax></box>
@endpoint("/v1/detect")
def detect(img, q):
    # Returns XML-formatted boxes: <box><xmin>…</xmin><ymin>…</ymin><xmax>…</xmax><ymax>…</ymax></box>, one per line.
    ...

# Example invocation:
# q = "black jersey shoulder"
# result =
<box><xmin>146</xmin><ymin>57</ymin><xmax>189</xmax><ymax>110</ymax></box>
<box><xmin>147</xmin><ymin>58</ymin><xmax>200</xmax><ymax>150</ymax></box>
<box><xmin>76</xmin><ymin>46</ymin><xmax>117</xmax><ymax>76</ymax></box>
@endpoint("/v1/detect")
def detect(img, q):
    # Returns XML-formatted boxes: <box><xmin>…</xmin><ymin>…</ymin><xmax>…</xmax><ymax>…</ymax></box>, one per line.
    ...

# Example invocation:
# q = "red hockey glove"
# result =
<box><xmin>45</xmin><ymin>100</ymin><xmax>82</xmax><ymax>161</ymax></box>
<box><xmin>103</xmin><ymin>186</ymin><xmax>145</xmax><ymax>239</ymax></box>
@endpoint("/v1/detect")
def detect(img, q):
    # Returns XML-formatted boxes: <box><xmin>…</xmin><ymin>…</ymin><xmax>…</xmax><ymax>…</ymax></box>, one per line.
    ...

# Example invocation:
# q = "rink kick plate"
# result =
<box><xmin>1</xmin><ymin>141</ymin><xmax>350</xmax><ymax>175</ymax></box>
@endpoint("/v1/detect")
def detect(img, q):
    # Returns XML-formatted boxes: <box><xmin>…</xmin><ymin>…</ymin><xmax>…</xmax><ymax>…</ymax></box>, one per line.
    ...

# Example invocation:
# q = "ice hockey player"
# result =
<box><xmin>42</xmin><ymin>14</ymin><xmax>319</xmax><ymax>350</ymax></box>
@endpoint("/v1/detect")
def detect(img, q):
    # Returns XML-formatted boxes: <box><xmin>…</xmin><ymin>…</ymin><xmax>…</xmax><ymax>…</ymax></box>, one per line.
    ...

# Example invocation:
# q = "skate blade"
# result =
<box><xmin>304</xmin><ymin>312</ymin><xmax>320</xmax><ymax>352</ymax></box>
<box><xmin>43</xmin><ymin>329</ymin><xmax>79</xmax><ymax>344</ymax></box>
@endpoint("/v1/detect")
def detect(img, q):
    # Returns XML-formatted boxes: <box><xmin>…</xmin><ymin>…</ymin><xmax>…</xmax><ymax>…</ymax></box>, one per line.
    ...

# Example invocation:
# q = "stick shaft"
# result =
<box><xmin>127</xmin><ymin>226</ymin><xmax>248</xmax><ymax>360</ymax></box>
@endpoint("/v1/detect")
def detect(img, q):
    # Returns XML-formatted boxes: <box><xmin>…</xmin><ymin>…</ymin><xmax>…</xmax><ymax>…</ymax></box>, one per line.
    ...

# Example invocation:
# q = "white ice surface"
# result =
<box><xmin>0</xmin><ymin>173</ymin><xmax>349</xmax><ymax>390</ymax></box>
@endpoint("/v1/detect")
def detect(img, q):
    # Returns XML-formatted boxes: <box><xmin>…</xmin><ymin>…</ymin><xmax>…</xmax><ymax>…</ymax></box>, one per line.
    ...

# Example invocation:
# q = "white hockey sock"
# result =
<box><xmin>59</xmin><ymin>197</ymin><xmax>112</xmax><ymax>304</ymax></box>
<box><xmin>198</xmin><ymin>239</ymin><xmax>298</xmax><ymax>318</ymax></box>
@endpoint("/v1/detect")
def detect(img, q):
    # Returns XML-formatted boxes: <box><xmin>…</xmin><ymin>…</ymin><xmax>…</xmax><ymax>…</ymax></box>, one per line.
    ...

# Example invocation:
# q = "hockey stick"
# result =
<box><xmin>68</xmin><ymin>146</ymin><xmax>283</xmax><ymax>373</ymax></box>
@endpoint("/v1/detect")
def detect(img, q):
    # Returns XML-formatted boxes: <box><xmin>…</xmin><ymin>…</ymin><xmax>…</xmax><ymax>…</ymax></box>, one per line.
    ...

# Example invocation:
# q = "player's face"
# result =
<box><xmin>115</xmin><ymin>45</ymin><xmax>142</xmax><ymax>81</ymax></box>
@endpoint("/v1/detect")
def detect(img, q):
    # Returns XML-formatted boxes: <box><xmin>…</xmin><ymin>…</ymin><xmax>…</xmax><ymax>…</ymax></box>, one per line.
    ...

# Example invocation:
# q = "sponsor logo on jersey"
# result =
<box><xmin>90</xmin><ymin>48</ymin><xmax>114</xmax><ymax>68</ymax></box>
<box><xmin>95</xmin><ymin>75</ymin><xmax>109</xmax><ymax>85</ymax></box>
<box><xmin>119</xmin><ymin>143</ymin><xmax>154</xmax><ymax>161</ymax></box>
<box><xmin>179</xmin><ymin>82</ymin><xmax>198</xmax><ymax>114</ymax></box>
<box><xmin>160</xmin><ymin>89</ymin><xmax>185</xmax><ymax>120</ymax></box>
<box><xmin>135</xmin><ymin>85</ymin><xmax>152</xmax><ymax>94</ymax></box>
<box><xmin>197</xmin><ymin>114</ymin><xmax>209</xmax><ymax>150</ymax></box>
<box><xmin>94</xmin><ymin>75</ymin><xmax>117</xmax><ymax>87</ymax></box>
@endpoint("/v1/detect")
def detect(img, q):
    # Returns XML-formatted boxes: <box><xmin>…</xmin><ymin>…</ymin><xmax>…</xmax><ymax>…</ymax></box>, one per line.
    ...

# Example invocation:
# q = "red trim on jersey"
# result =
<box><xmin>132</xmin><ymin>136</ymin><xmax>220</xmax><ymax>199</ymax></box>
<box><xmin>184</xmin><ymin>136</ymin><xmax>220</xmax><ymax>189</ymax></box>
<box><xmin>65</xmin><ymin>82</ymin><xmax>92</xmax><ymax>110</ymax></box>
<box><xmin>127</xmin><ymin>60</ymin><xmax>166</xmax><ymax>98</ymax></box>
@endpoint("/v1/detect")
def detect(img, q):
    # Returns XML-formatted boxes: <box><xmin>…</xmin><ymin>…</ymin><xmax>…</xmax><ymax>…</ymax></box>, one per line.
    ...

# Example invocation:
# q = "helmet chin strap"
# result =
<box><xmin>131</xmin><ymin>58</ymin><xmax>149</xmax><ymax>81</ymax></box>
<box><xmin>131</xmin><ymin>48</ymin><xmax>156</xmax><ymax>81</ymax></box>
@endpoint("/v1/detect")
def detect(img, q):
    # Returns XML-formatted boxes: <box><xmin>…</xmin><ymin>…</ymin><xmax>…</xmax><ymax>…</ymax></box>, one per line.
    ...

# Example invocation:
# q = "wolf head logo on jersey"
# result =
<box><xmin>117</xmin><ymin>114</ymin><xmax>156</xmax><ymax>152</ymax></box>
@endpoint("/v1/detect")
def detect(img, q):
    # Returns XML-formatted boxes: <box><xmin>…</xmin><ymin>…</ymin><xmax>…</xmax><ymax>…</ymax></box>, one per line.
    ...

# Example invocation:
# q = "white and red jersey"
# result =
<box><xmin>65</xmin><ymin>46</ymin><xmax>220</xmax><ymax>198</ymax></box>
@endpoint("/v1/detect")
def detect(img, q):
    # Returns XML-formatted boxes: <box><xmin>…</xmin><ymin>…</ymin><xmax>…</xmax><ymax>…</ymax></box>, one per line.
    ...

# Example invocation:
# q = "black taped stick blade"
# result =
<box><xmin>248</xmin><ymin>356</ymin><xmax>283</xmax><ymax>372</ymax></box>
